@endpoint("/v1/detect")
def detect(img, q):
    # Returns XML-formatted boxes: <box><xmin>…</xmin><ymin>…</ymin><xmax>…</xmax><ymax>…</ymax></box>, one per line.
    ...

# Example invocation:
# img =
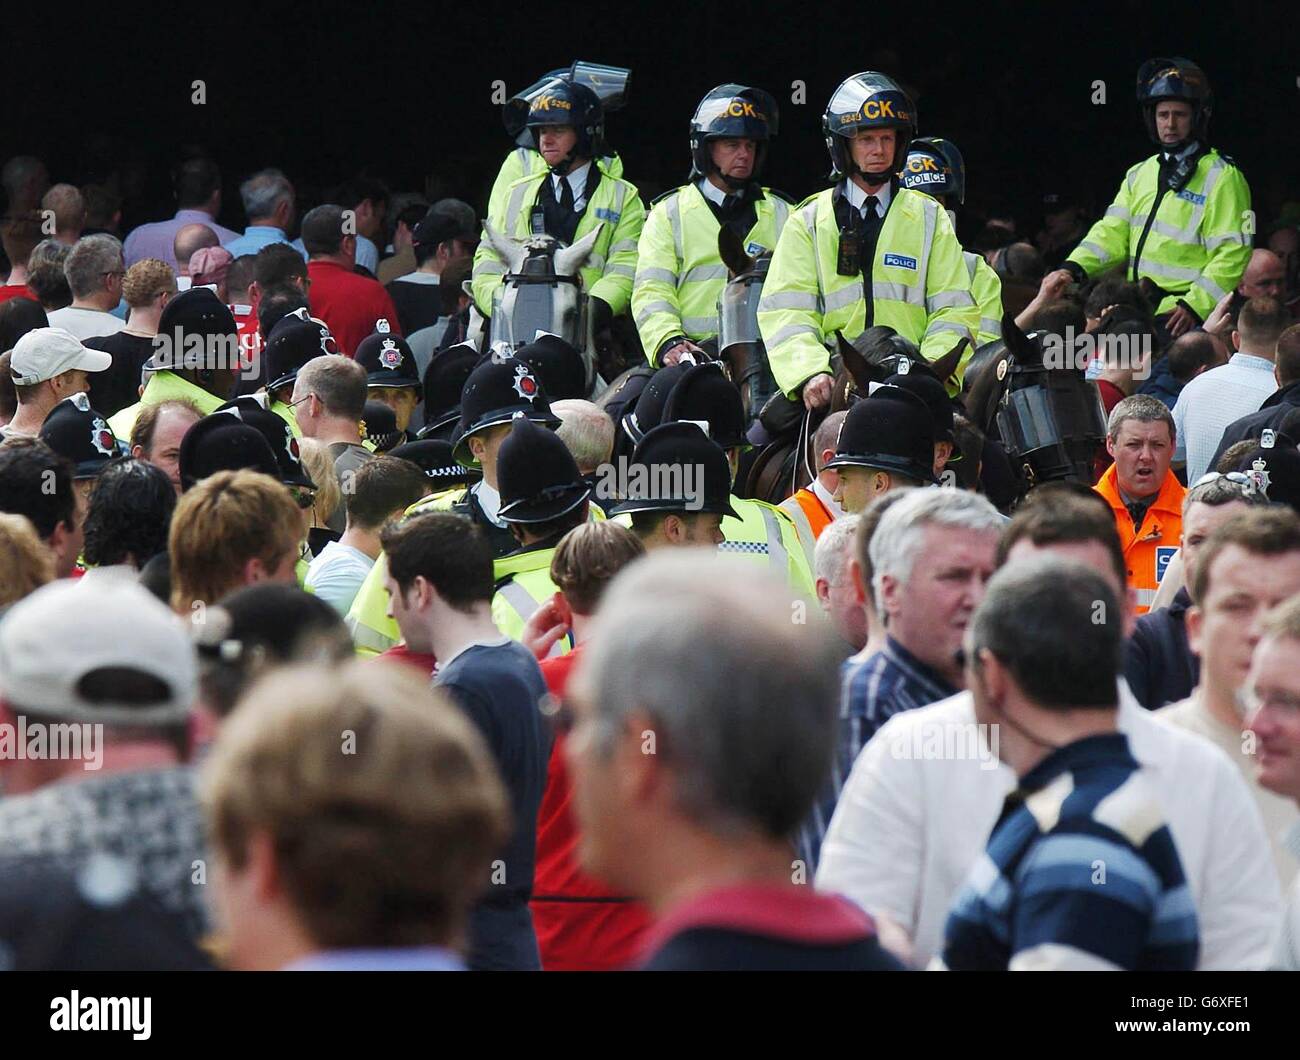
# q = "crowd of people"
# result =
<box><xmin>0</xmin><ymin>52</ymin><xmax>1298</xmax><ymax>974</ymax></box>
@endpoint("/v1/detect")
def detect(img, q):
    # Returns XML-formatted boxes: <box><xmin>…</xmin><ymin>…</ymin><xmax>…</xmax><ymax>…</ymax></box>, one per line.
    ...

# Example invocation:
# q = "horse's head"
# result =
<box><xmin>972</xmin><ymin>312</ymin><xmax>1107</xmax><ymax>487</ymax></box>
<box><xmin>831</xmin><ymin>328</ymin><xmax>967</xmax><ymax>411</ymax></box>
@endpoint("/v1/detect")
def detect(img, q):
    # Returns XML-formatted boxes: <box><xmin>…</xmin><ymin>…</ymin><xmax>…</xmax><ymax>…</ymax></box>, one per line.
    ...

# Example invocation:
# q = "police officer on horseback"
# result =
<box><xmin>900</xmin><ymin>138</ymin><xmax>1004</xmax><ymax>350</ymax></box>
<box><xmin>758</xmin><ymin>72</ymin><xmax>979</xmax><ymax>412</ymax></box>
<box><xmin>1046</xmin><ymin>58</ymin><xmax>1251</xmax><ymax>339</ymax></box>
<box><xmin>633</xmin><ymin>84</ymin><xmax>792</xmax><ymax>367</ymax></box>
<box><xmin>472</xmin><ymin>74</ymin><xmax>646</xmax><ymax>342</ymax></box>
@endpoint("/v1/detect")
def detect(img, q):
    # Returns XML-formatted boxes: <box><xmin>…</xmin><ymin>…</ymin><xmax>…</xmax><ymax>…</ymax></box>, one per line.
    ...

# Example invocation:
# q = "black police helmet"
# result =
<box><xmin>824</xmin><ymin>384</ymin><xmax>937</xmax><ymax>484</ymax></box>
<box><xmin>389</xmin><ymin>439</ymin><xmax>481</xmax><ymax>489</ymax></box>
<box><xmin>662</xmin><ymin>361</ymin><xmax>748</xmax><ymax>450</ymax></box>
<box><xmin>900</xmin><ymin>137</ymin><xmax>966</xmax><ymax>206</ymax></box>
<box><xmin>354</xmin><ymin>322</ymin><xmax>420</xmax><ymax>390</ymax></box>
<box><xmin>623</xmin><ymin>362</ymin><xmax>692</xmax><ymax>444</ymax></box>
<box><xmin>1136</xmin><ymin>57</ymin><xmax>1213</xmax><ymax>147</ymax></box>
<box><xmin>38</xmin><ymin>392</ymin><xmax>121</xmax><ymax>479</ymax></box>
<box><xmin>610</xmin><ymin>420</ymin><xmax>738</xmax><ymax>519</ymax></box>
<box><xmin>823</xmin><ymin>72</ymin><xmax>917</xmax><ymax>182</ymax></box>
<box><xmin>452</xmin><ymin>355</ymin><xmax>560</xmax><ymax>469</ymax></box>
<box><xmin>496</xmin><ymin>413</ymin><xmax>590</xmax><ymax>524</ymax></box>
<box><xmin>689</xmin><ymin>84</ymin><xmax>778</xmax><ymax>183</ymax></box>
<box><xmin>216</xmin><ymin>397</ymin><xmax>316</xmax><ymax>490</ymax></box>
<box><xmin>178</xmin><ymin>416</ymin><xmax>281</xmax><ymax>492</ymax></box>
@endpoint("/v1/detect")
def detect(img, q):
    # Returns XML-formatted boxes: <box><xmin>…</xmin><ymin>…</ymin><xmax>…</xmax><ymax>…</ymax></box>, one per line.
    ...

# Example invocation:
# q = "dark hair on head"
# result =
<box><xmin>510</xmin><ymin>502</ymin><xmax>589</xmax><ymax>546</ymax></box>
<box><xmin>380</xmin><ymin>511</ymin><xmax>494</xmax><ymax>612</ymax></box>
<box><xmin>26</xmin><ymin>260</ymin><xmax>71</xmax><ymax>311</ymax></box>
<box><xmin>0</xmin><ymin>352</ymin><xmax>15</xmax><ymax>421</ymax></box>
<box><xmin>343</xmin><ymin>456</ymin><xmax>429</xmax><ymax>530</ymax></box>
<box><xmin>996</xmin><ymin>242</ymin><xmax>1043</xmax><ymax>283</ymax></box>
<box><xmin>1216</xmin><ymin>439</ymin><xmax>1260</xmax><ymax>474</ymax></box>
<box><xmin>257</xmin><ymin>284</ymin><xmax>310</xmax><ymax>338</ymax></box>
<box><xmin>333</xmin><ymin>176</ymin><xmax>389</xmax><ymax>211</ymax></box>
<box><xmin>174</xmin><ymin>157</ymin><xmax>221</xmax><ymax>209</ymax></box>
<box><xmin>1028</xmin><ymin>298</ymin><xmax>1084</xmax><ymax>339</ymax></box>
<box><xmin>996</xmin><ymin>483</ymin><xmax>1127</xmax><ymax>591</ymax></box>
<box><xmin>1084</xmin><ymin>278</ymin><xmax>1151</xmax><ymax>321</ymax></box>
<box><xmin>396</xmin><ymin>201</ymin><xmax>427</xmax><ymax>231</ymax></box>
<box><xmin>1166</xmin><ymin>331</ymin><xmax>1220</xmax><ymax>384</ymax></box>
<box><xmin>970</xmin><ymin>556</ymin><xmax>1122</xmax><ymax>710</ymax></box>
<box><xmin>130</xmin><ymin>398</ymin><xmax>202</xmax><ymax>454</ymax></box>
<box><xmin>253</xmin><ymin>242</ymin><xmax>308</xmax><ymax>289</ymax></box>
<box><xmin>300</xmin><ymin>205</ymin><xmax>347</xmax><ymax>257</ymax></box>
<box><xmin>197</xmin><ymin>583</ymin><xmax>354</xmax><ymax>718</ymax></box>
<box><xmin>0</xmin><ymin>295</ymin><xmax>48</xmax><ymax>353</ymax></box>
<box><xmin>1276</xmin><ymin>324</ymin><xmax>1300</xmax><ymax>387</ymax></box>
<box><xmin>0</xmin><ymin>437</ymin><xmax>75</xmax><ymax>538</ymax></box>
<box><xmin>1237</xmin><ymin>296</ymin><xmax>1290</xmax><ymax>347</ymax></box>
<box><xmin>225</xmin><ymin>254</ymin><xmax>257</xmax><ymax>298</ymax></box>
<box><xmin>82</xmin><ymin>458</ymin><xmax>176</xmax><ymax>567</ymax></box>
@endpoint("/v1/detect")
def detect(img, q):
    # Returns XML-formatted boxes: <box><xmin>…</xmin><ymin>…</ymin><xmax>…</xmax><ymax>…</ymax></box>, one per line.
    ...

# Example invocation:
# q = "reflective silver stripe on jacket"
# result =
<box><xmin>637</xmin><ymin>265</ymin><xmax>679</xmax><ymax>285</ymax></box>
<box><xmin>718</xmin><ymin>508</ymin><xmax>788</xmax><ymax>576</ymax></box>
<box><xmin>666</xmin><ymin>192</ymin><xmax>684</xmax><ymax>261</ymax></box>
<box><xmin>504</xmin><ymin>179</ymin><xmax>534</xmax><ymax>235</ymax></box>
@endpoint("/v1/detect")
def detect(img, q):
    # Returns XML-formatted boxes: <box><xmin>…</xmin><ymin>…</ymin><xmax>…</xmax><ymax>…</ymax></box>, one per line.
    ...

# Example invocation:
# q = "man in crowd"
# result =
<box><xmin>566</xmin><ymin>551</ymin><xmax>903</xmax><ymax>969</ymax></box>
<box><xmin>302</xmin><ymin>205</ymin><xmax>400</xmax><ymax>357</ymax></box>
<box><xmin>1094</xmin><ymin>395</ymin><xmax>1185</xmax><ymax>614</ymax></box>
<box><xmin>1211</xmin><ymin>323</ymin><xmax>1300</xmax><ymax>463</ymax></box>
<box><xmin>0</xmin><ymin>210</ymin><xmax>41</xmax><ymax>303</ymax></box>
<box><xmin>1241</xmin><ymin>597</ymin><xmax>1300</xmax><ymax>968</ymax></box>
<box><xmin>0</xmin><ymin>438</ymin><xmax>84</xmax><ymax>577</ymax></box>
<box><xmin>222</xmin><ymin>169</ymin><xmax>296</xmax><ymax>260</ymax></box>
<box><xmin>202</xmin><ymin>660</ymin><xmax>508</xmax><ymax>970</ymax></box>
<box><xmin>290</xmin><ymin>354</ymin><xmax>371</xmax><ymax>510</ymax></box>
<box><xmin>3</xmin><ymin>326</ymin><xmax>111</xmax><ymax>439</ymax></box>
<box><xmin>817</xmin><ymin>488</ymin><xmax>1281</xmax><ymax>968</ymax></box>
<box><xmin>40</xmin><ymin>184</ymin><xmax>85</xmax><ymax>246</ymax></box>
<box><xmin>84</xmin><ymin>258</ymin><xmax>177</xmax><ymax>417</ymax></box>
<box><xmin>941</xmin><ymin>556</ymin><xmax>1199</xmax><ymax>970</ymax></box>
<box><xmin>1174</xmin><ymin>296</ymin><xmax>1286</xmax><ymax>483</ymax></box>
<box><xmin>386</xmin><ymin>205</ymin><xmax>478</xmax><ymax>359</ymax></box>
<box><xmin>305</xmin><ymin>455</ymin><xmax>428</xmax><ymax>615</ymax></box>
<box><xmin>381</xmin><ymin>511</ymin><xmax>550</xmax><ymax>971</ymax></box>
<box><xmin>814</xmin><ymin>514</ymin><xmax>866</xmax><ymax>660</ymax></box>
<box><xmin>168</xmin><ymin>469</ymin><xmax>303</xmax><ymax>615</ymax></box>
<box><xmin>124</xmin><ymin>157</ymin><xmax>239</xmax><ymax>268</ymax></box>
<box><xmin>47</xmin><ymin>235</ymin><xmax>126</xmax><ymax>341</ymax></box>
<box><xmin>1126</xmin><ymin>474</ymin><xmax>1268</xmax><ymax>709</ymax></box>
<box><xmin>130</xmin><ymin>399</ymin><xmax>202</xmax><ymax>495</ymax></box>
<box><xmin>552</xmin><ymin>399</ymin><xmax>615</xmax><ymax>512</ymax></box>
<box><xmin>173</xmin><ymin>224</ymin><xmax>219</xmax><ymax>288</ymax></box>
<box><xmin>0</xmin><ymin>578</ymin><xmax>207</xmax><ymax>939</ymax></box>
<box><xmin>1159</xmin><ymin>507</ymin><xmax>1300</xmax><ymax>886</ymax></box>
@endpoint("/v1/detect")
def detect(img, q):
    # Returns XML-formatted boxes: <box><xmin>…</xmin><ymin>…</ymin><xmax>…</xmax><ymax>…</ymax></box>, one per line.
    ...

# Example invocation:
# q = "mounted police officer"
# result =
<box><xmin>758</xmin><ymin>72</ymin><xmax>979</xmax><ymax>412</ymax></box>
<box><xmin>633</xmin><ymin>84</ymin><xmax>792</xmax><ymax>367</ymax></box>
<box><xmin>825</xmin><ymin>384</ymin><xmax>937</xmax><ymax>513</ymax></box>
<box><xmin>900</xmin><ymin>138</ymin><xmax>1004</xmax><ymax>350</ymax></box>
<box><xmin>1047</xmin><ymin>58</ymin><xmax>1251</xmax><ymax>339</ymax></box>
<box><xmin>488</xmin><ymin>61</ymin><xmax>630</xmax><ymax>221</ymax></box>
<box><xmin>472</xmin><ymin>75</ymin><xmax>645</xmax><ymax>343</ymax></box>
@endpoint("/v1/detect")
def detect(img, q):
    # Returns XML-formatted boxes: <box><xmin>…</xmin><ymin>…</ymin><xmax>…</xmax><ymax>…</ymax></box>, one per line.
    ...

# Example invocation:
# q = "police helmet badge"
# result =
<box><xmin>90</xmin><ymin>417</ymin><xmax>116</xmax><ymax>457</ymax></box>
<box><xmin>73</xmin><ymin>392</ymin><xmax>91</xmax><ymax>412</ymax></box>
<box><xmin>376</xmin><ymin>318</ymin><xmax>391</xmax><ymax>334</ymax></box>
<box><xmin>896</xmin><ymin>358</ymin><xmax>912</xmax><ymax>375</ymax></box>
<box><xmin>285</xmin><ymin>424</ymin><xmax>302</xmax><ymax>465</ymax></box>
<box><xmin>1261</xmin><ymin>428</ymin><xmax>1276</xmax><ymax>449</ymax></box>
<box><xmin>379</xmin><ymin>338</ymin><xmax>403</xmax><ymax>371</ymax></box>
<box><xmin>512</xmin><ymin>364</ymin><xmax>540</xmax><ymax>401</ymax></box>
<box><xmin>1247</xmin><ymin>457</ymin><xmax>1271</xmax><ymax>496</ymax></box>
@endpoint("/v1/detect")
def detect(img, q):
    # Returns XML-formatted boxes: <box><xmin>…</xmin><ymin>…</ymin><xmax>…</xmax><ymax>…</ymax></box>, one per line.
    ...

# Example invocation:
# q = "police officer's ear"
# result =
<box><xmin>1186</xmin><ymin>603</ymin><xmax>1206</xmax><ymax>658</ymax></box>
<box><xmin>662</xmin><ymin>513</ymin><xmax>688</xmax><ymax>544</ymax></box>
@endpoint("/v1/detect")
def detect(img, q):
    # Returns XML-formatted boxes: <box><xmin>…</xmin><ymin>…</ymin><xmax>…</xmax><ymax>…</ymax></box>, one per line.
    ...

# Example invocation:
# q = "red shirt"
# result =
<box><xmin>0</xmin><ymin>284</ymin><xmax>37</xmax><ymax>305</ymax></box>
<box><xmin>306</xmin><ymin>260</ymin><xmax>402</xmax><ymax>358</ymax></box>
<box><xmin>531</xmin><ymin>645</ymin><xmax>652</xmax><ymax>970</ymax></box>
<box><xmin>375</xmin><ymin>643</ymin><xmax>436</xmax><ymax>675</ymax></box>
<box><xmin>231</xmin><ymin>302</ymin><xmax>262</xmax><ymax>383</ymax></box>
<box><xmin>1091</xmin><ymin>379</ymin><xmax>1128</xmax><ymax>482</ymax></box>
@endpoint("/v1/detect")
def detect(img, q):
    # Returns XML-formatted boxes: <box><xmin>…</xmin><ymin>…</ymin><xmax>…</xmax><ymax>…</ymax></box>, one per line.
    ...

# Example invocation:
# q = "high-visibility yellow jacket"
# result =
<box><xmin>965</xmin><ymin>250</ymin><xmax>1004</xmax><ymax>349</ymax></box>
<box><xmin>491</xmin><ymin>545</ymin><xmax>573</xmax><ymax>657</ymax></box>
<box><xmin>777</xmin><ymin>486</ymin><xmax>835</xmax><ymax>575</ymax></box>
<box><xmin>487</xmin><ymin>148</ymin><xmax>624</xmax><ymax>226</ymax></box>
<box><xmin>472</xmin><ymin>161</ymin><xmax>645</xmax><ymax>318</ymax></box>
<box><xmin>721</xmin><ymin>495</ymin><xmax>815</xmax><ymax>599</ymax></box>
<box><xmin>269</xmin><ymin>397</ymin><xmax>303</xmax><ymax>437</ymax></box>
<box><xmin>1066</xmin><ymin>148</ymin><xmax>1251</xmax><ymax>320</ymax></box>
<box><xmin>345</xmin><ymin>488</ymin><xmax>602</xmax><ymax>657</ymax></box>
<box><xmin>633</xmin><ymin>182</ymin><xmax>791</xmax><ymax>363</ymax></box>
<box><xmin>758</xmin><ymin>184</ymin><xmax>979</xmax><ymax>399</ymax></box>
<box><xmin>107</xmin><ymin>371</ymin><xmax>225</xmax><ymax>441</ymax></box>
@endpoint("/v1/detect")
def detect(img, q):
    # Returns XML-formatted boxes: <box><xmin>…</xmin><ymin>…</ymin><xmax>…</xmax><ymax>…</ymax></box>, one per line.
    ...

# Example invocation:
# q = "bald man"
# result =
<box><xmin>780</xmin><ymin>409</ymin><xmax>848</xmax><ymax>570</ymax></box>
<box><xmin>40</xmin><ymin>184</ymin><xmax>85</xmax><ymax>245</ymax></box>
<box><xmin>174</xmin><ymin>223</ymin><xmax>220</xmax><ymax>283</ymax></box>
<box><xmin>1238</xmin><ymin>249</ymin><xmax>1286</xmax><ymax>302</ymax></box>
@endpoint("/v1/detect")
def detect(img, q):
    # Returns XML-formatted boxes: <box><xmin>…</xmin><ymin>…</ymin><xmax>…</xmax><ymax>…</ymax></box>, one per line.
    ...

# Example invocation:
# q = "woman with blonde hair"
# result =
<box><xmin>0</xmin><ymin>512</ymin><xmax>54</xmax><ymax>613</ymax></box>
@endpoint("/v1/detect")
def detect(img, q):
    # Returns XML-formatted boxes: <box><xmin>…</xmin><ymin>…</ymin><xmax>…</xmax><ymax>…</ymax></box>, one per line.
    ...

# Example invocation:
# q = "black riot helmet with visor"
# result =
<box><xmin>505</xmin><ymin>61</ymin><xmax>628</xmax><ymax>146</ymax></box>
<box><xmin>523</xmin><ymin>79</ymin><xmax>607</xmax><ymax>172</ymax></box>
<box><xmin>689</xmin><ymin>84</ymin><xmax>779</xmax><ymax>187</ymax></box>
<box><xmin>1136</xmin><ymin>57</ymin><xmax>1213</xmax><ymax>150</ymax></box>
<box><xmin>900</xmin><ymin>137</ymin><xmax>965</xmax><ymax>206</ymax></box>
<box><xmin>823</xmin><ymin>72</ymin><xmax>917</xmax><ymax>183</ymax></box>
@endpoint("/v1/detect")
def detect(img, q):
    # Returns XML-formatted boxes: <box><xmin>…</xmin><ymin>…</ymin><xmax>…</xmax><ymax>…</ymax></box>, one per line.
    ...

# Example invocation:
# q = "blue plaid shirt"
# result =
<box><xmin>800</xmin><ymin>637</ymin><xmax>958</xmax><ymax>870</ymax></box>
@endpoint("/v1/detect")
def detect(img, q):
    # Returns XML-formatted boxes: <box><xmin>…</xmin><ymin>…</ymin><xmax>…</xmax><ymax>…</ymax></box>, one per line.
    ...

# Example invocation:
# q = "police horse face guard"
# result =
<box><xmin>715</xmin><ymin>225</ymin><xmax>778</xmax><ymax>425</ymax></box>
<box><xmin>481</xmin><ymin>221</ymin><xmax>604</xmax><ymax>394</ymax></box>
<box><xmin>965</xmin><ymin>313</ymin><xmax>1108</xmax><ymax>495</ymax></box>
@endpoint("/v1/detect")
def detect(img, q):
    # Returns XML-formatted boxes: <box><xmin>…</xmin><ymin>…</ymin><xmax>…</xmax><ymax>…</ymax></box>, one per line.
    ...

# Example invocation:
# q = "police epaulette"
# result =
<box><xmin>649</xmin><ymin>187</ymin><xmax>682</xmax><ymax>208</ymax></box>
<box><xmin>764</xmin><ymin>187</ymin><xmax>797</xmax><ymax>205</ymax></box>
<box><xmin>1217</xmin><ymin>151</ymin><xmax>1237</xmax><ymax>168</ymax></box>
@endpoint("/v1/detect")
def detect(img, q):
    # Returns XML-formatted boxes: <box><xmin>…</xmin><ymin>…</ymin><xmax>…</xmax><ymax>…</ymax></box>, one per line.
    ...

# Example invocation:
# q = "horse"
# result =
<box><xmin>478</xmin><ymin>221</ymin><xmax>604</xmax><ymax>393</ymax></box>
<box><xmin>961</xmin><ymin>312</ymin><xmax>1109</xmax><ymax>503</ymax></box>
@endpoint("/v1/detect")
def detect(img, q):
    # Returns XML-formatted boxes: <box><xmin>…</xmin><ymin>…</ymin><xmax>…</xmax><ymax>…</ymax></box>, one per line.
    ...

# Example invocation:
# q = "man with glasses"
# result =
<box><xmin>1158</xmin><ymin>507</ymin><xmax>1300</xmax><ymax>886</ymax></box>
<box><xmin>290</xmin><ymin>354</ymin><xmax>372</xmax><ymax>498</ymax></box>
<box><xmin>1126</xmin><ymin>472</ymin><xmax>1269</xmax><ymax>708</ymax></box>
<box><xmin>47</xmin><ymin>234</ymin><xmax>127</xmax><ymax>341</ymax></box>
<box><xmin>1241</xmin><ymin>596</ymin><xmax>1300</xmax><ymax>968</ymax></box>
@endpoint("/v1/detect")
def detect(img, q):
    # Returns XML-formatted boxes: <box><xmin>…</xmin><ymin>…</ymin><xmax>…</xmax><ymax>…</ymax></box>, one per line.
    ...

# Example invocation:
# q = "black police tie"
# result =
<box><xmin>859</xmin><ymin>196</ymin><xmax>884</xmax><ymax>305</ymax></box>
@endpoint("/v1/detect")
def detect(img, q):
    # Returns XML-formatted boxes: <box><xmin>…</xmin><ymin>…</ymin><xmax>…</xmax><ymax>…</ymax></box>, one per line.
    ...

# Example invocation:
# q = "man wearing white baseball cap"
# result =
<box><xmin>2</xmin><ymin>327</ymin><xmax>111</xmax><ymax>440</ymax></box>
<box><xmin>0</xmin><ymin>578</ymin><xmax>207</xmax><ymax>939</ymax></box>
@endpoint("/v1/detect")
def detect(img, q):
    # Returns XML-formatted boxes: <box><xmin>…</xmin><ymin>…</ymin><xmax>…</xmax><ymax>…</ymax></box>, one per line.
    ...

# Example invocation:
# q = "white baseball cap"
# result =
<box><xmin>10</xmin><ymin>327</ymin><xmax>113</xmax><ymax>387</ymax></box>
<box><xmin>0</xmin><ymin>579</ymin><xmax>196</xmax><ymax>726</ymax></box>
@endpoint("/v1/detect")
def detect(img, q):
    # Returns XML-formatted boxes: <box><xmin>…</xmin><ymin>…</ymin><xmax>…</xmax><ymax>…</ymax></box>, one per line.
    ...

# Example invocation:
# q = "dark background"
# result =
<box><xmin>5</xmin><ymin>0</ymin><xmax>1298</xmax><ymax>243</ymax></box>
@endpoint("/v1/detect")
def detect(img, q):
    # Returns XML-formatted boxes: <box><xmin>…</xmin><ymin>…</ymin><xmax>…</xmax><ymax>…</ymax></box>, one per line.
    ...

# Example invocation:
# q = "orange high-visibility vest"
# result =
<box><xmin>779</xmin><ymin>487</ymin><xmax>834</xmax><ymax>575</ymax></box>
<box><xmin>1094</xmin><ymin>464</ymin><xmax>1186</xmax><ymax>615</ymax></box>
